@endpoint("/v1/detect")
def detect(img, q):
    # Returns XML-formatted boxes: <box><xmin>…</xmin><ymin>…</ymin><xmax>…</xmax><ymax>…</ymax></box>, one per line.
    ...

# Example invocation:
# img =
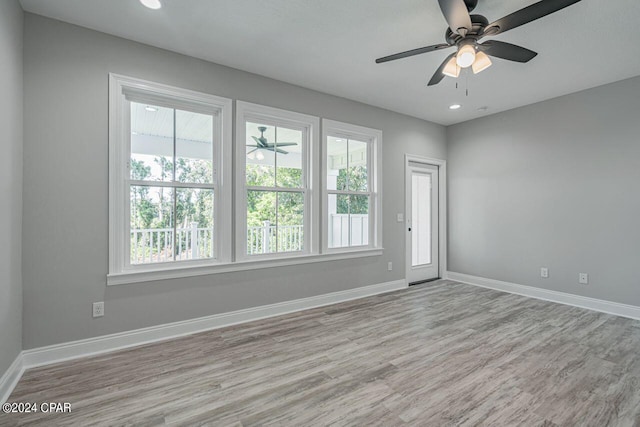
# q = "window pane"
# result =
<box><xmin>176</xmin><ymin>188</ymin><xmax>214</xmax><ymax>260</ymax></box>
<box><xmin>278</xmin><ymin>192</ymin><xmax>304</xmax><ymax>252</ymax></box>
<box><xmin>349</xmin><ymin>195</ymin><xmax>369</xmax><ymax>247</ymax></box>
<box><xmin>130</xmin><ymin>185</ymin><xmax>174</xmax><ymax>264</ymax></box>
<box><xmin>327</xmin><ymin>194</ymin><xmax>369</xmax><ymax>248</ymax></box>
<box><xmin>347</xmin><ymin>139</ymin><xmax>368</xmax><ymax>192</ymax></box>
<box><xmin>275</xmin><ymin>127</ymin><xmax>303</xmax><ymax>188</ymax></box>
<box><xmin>327</xmin><ymin>136</ymin><xmax>348</xmax><ymax>191</ymax></box>
<box><xmin>412</xmin><ymin>173</ymin><xmax>431</xmax><ymax>266</ymax></box>
<box><xmin>176</xmin><ymin>109</ymin><xmax>214</xmax><ymax>184</ymax></box>
<box><xmin>246</xmin><ymin>122</ymin><xmax>275</xmax><ymax>187</ymax></box>
<box><xmin>328</xmin><ymin>194</ymin><xmax>350</xmax><ymax>248</ymax></box>
<box><xmin>130</xmin><ymin>102</ymin><xmax>174</xmax><ymax>182</ymax></box>
<box><xmin>247</xmin><ymin>190</ymin><xmax>277</xmax><ymax>254</ymax></box>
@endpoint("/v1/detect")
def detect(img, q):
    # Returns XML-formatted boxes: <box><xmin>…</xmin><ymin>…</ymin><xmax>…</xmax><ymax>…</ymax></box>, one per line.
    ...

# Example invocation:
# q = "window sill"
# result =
<box><xmin>106</xmin><ymin>248</ymin><xmax>384</xmax><ymax>286</ymax></box>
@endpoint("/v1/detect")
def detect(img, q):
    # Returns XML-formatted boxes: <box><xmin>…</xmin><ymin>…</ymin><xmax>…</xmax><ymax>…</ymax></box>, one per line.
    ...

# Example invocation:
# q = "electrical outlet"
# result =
<box><xmin>579</xmin><ymin>273</ymin><xmax>589</xmax><ymax>285</ymax></box>
<box><xmin>396</xmin><ymin>213</ymin><xmax>404</xmax><ymax>222</ymax></box>
<box><xmin>388</xmin><ymin>262</ymin><xmax>393</xmax><ymax>271</ymax></box>
<box><xmin>93</xmin><ymin>302</ymin><xmax>104</xmax><ymax>318</ymax></box>
<box><xmin>540</xmin><ymin>267</ymin><xmax>549</xmax><ymax>278</ymax></box>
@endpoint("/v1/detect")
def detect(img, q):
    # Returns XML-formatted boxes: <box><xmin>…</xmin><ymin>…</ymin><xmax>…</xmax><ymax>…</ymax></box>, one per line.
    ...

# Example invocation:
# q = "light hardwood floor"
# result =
<box><xmin>2</xmin><ymin>280</ymin><xmax>640</xmax><ymax>426</ymax></box>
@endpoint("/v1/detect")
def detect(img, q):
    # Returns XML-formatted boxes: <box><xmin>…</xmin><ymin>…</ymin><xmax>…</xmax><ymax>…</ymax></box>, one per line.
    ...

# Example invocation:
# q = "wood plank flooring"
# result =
<box><xmin>2</xmin><ymin>280</ymin><xmax>640</xmax><ymax>426</ymax></box>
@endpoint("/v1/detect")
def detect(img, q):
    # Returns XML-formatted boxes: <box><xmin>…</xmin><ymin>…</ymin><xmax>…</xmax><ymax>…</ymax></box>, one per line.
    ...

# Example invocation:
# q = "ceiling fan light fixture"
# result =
<box><xmin>256</xmin><ymin>151</ymin><xmax>265</xmax><ymax>161</ymax></box>
<box><xmin>442</xmin><ymin>56</ymin><xmax>460</xmax><ymax>78</ymax></box>
<box><xmin>456</xmin><ymin>43</ymin><xmax>476</xmax><ymax>68</ymax></box>
<box><xmin>472</xmin><ymin>51</ymin><xmax>492</xmax><ymax>74</ymax></box>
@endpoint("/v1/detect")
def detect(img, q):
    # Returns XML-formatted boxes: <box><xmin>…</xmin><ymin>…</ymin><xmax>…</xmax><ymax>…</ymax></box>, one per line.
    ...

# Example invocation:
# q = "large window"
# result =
<box><xmin>109</xmin><ymin>77</ymin><xmax>381</xmax><ymax>285</ymax></box>
<box><xmin>323</xmin><ymin>119</ymin><xmax>382</xmax><ymax>251</ymax></box>
<box><xmin>109</xmin><ymin>75</ymin><xmax>232</xmax><ymax>277</ymax></box>
<box><xmin>236</xmin><ymin>102</ymin><xmax>319</xmax><ymax>259</ymax></box>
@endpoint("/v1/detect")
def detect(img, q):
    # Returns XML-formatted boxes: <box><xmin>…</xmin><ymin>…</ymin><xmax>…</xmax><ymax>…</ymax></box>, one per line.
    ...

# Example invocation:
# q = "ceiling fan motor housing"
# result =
<box><xmin>446</xmin><ymin>14</ymin><xmax>488</xmax><ymax>45</ymax></box>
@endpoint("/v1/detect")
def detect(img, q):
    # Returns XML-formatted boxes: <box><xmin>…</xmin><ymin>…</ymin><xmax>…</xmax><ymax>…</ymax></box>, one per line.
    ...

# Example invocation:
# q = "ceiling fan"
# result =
<box><xmin>246</xmin><ymin>126</ymin><xmax>298</xmax><ymax>157</ymax></box>
<box><xmin>375</xmin><ymin>0</ymin><xmax>583</xmax><ymax>86</ymax></box>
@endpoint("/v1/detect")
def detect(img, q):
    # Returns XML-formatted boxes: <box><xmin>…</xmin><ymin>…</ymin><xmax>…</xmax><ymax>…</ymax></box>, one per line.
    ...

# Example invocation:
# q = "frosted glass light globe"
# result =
<box><xmin>456</xmin><ymin>44</ymin><xmax>476</xmax><ymax>68</ymax></box>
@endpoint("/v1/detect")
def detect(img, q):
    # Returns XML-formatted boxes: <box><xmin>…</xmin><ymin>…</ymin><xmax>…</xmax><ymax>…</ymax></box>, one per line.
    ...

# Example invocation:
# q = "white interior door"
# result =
<box><xmin>406</xmin><ymin>162</ymin><xmax>439</xmax><ymax>284</ymax></box>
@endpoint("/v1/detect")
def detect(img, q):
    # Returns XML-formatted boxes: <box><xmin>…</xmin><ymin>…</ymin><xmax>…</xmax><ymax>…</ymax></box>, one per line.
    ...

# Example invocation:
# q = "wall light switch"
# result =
<box><xmin>388</xmin><ymin>262</ymin><xmax>393</xmax><ymax>271</ymax></box>
<box><xmin>397</xmin><ymin>213</ymin><xmax>404</xmax><ymax>222</ymax></box>
<box><xmin>579</xmin><ymin>273</ymin><xmax>589</xmax><ymax>285</ymax></box>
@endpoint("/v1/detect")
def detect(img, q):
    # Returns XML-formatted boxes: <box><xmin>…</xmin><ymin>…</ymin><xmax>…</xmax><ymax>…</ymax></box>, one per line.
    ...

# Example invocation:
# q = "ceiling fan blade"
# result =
<box><xmin>428</xmin><ymin>52</ymin><xmax>457</xmax><ymax>86</ymax></box>
<box><xmin>273</xmin><ymin>148</ymin><xmax>289</xmax><ymax>155</ymax></box>
<box><xmin>251</xmin><ymin>136</ymin><xmax>265</xmax><ymax>147</ymax></box>
<box><xmin>246</xmin><ymin>148</ymin><xmax>258</xmax><ymax>155</ymax></box>
<box><xmin>438</xmin><ymin>0</ymin><xmax>472</xmax><ymax>35</ymax></box>
<box><xmin>478</xmin><ymin>40</ymin><xmax>537</xmax><ymax>63</ymax></box>
<box><xmin>266</xmin><ymin>142</ymin><xmax>298</xmax><ymax>147</ymax></box>
<box><xmin>376</xmin><ymin>44</ymin><xmax>452</xmax><ymax>64</ymax></box>
<box><xmin>485</xmin><ymin>0</ymin><xmax>582</xmax><ymax>36</ymax></box>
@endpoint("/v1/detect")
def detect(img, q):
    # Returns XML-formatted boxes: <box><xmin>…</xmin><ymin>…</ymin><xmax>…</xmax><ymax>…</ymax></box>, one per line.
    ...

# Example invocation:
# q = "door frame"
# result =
<box><xmin>404</xmin><ymin>154</ymin><xmax>447</xmax><ymax>283</ymax></box>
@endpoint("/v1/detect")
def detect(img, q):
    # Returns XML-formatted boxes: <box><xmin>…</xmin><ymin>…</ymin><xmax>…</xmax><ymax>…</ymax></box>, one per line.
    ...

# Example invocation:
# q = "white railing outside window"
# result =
<box><xmin>244</xmin><ymin>215</ymin><xmax>368</xmax><ymax>255</ymax></box>
<box><xmin>328</xmin><ymin>214</ymin><xmax>369</xmax><ymax>248</ymax></box>
<box><xmin>247</xmin><ymin>221</ymin><xmax>304</xmax><ymax>255</ymax></box>
<box><xmin>131</xmin><ymin>222</ymin><xmax>213</xmax><ymax>264</ymax></box>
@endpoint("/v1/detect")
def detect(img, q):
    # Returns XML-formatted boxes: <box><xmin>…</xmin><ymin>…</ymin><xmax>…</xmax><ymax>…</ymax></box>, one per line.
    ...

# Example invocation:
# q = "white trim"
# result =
<box><xmin>107</xmin><ymin>248</ymin><xmax>383</xmax><ymax>285</ymax></box>
<box><xmin>447</xmin><ymin>271</ymin><xmax>640</xmax><ymax>321</ymax></box>
<box><xmin>0</xmin><ymin>354</ymin><xmax>24</xmax><ymax>404</ymax></box>
<box><xmin>235</xmin><ymin>101</ymin><xmax>320</xmax><ymax>261</ymax></box>
<box><xmin>321</xmin><ymin>119</ymin><xmax>383</xmax><ymax>252</ymax></box>
<box><xmin>108</xmin><ymin>74</ymin><xmax>233</xmax><ymax>276</ymax></box>
<box><xmin>21</xmin><ymin>280</ymin><xmax>406</xmax><ymax>370</ymax></box>
<box><xmin>404</xmin><ymin>155</ymin><xmax>447</xmax><ymax>280</ymax></box>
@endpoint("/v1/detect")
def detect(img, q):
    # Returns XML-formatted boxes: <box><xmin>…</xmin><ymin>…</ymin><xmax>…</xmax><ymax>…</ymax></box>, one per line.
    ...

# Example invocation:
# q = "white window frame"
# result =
<box><xmin>108</xmin><ymin>74</ymin><xmax>232</xmax><ymax>282</ymax></box>
<box><xmin>322</xmin><ymin>119</ymin><xmax>382</xmax><ymax>253</ymax></box>
<box><xmin>235</xmin><ymin>101</ymin><xmax>320</xmax><ymax>261</ymax></box>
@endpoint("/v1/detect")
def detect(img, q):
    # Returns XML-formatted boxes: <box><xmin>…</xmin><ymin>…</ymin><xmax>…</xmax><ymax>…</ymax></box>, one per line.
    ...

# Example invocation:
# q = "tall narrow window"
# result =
<box><xmin>323</xmin><ymin>120</ymin><xmax>382</xmax><ymax>251</ymax></box>
<box><xmin>109</xmin><ymin>75</ymin><xmax>232</xmax><ymax>279</ymax></box>
<box><xmin>236</xmin><ymin>102</ymin><xmax>319</xmax><ymax>259</ymax></box>
<box><xmin>129</xmin><ymin>103</ymin><xmax>215</xmax><ymax>264</ymax></box>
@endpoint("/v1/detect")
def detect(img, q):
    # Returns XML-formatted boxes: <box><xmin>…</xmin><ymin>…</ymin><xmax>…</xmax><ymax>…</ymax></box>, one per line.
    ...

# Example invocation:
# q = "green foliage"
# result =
<box><xmin>130</xmin><ymin>156</ymin><xmax>214</xmax><ymax>230</ymax></box>
<box><xmin>130</xmin><ymin>156</ymin><xmax>215</xmax><ymax>261</ymax></box>
<box><xmin>336</xmin><ymin>166</ymin><xmax>368</xmax><ymax>214</ymax></box>
<box><xmin>130</xmin><ymin>159</ymin><xmax>155</xmax><ymax>229</ymax></box>
<box><xmin>245</xmin><ymin>164</ymin><xmax>304</xmax><ymax>228</ymax></box>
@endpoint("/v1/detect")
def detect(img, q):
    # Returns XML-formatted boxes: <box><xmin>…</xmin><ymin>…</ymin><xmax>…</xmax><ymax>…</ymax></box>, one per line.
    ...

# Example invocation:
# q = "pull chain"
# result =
<box><xmin>466</xmin><ymin>73</ymin><xmax>469</xmax><ymax>97</ymax></box>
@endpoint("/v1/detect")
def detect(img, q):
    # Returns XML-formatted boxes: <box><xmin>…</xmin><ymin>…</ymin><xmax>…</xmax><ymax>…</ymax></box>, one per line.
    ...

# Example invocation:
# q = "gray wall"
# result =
<box><xmin>22</xmin><ymin>14</ymin><xmax>446</xmax><ymax>349</ymax></box>
<box><xmin>0</xmin><ymin>0</ymin><xmax>23</xmax><ymax>374</ymax></box>
<box><xmin>447</xmin><ymin>76</ymin><xmax>640</xmax><ymax>306</ymax></box>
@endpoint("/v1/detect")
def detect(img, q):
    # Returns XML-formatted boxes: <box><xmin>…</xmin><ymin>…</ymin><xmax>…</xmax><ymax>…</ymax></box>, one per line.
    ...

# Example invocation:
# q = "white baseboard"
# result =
<box><xmin>21</xmin><ymin>279</ymin><xmax>407</xmax><ymax>372</ymax></box>
<box><xmin>0</xmin><ymin>354</ymin><xmax>24</xmax><ymax>404</ymax></box>
<box><xmin>447</xmin><ymin>271</ymin><xmax>640</xmax><ymax>321</ymax></box>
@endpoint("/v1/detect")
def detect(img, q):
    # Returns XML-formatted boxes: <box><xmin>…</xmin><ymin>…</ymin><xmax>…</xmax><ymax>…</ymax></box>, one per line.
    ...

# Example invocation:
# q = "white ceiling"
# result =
<box><xmin>20</xmin><ymin>0</ymin><xmax>640</xmax><ymax>125</ymax></box>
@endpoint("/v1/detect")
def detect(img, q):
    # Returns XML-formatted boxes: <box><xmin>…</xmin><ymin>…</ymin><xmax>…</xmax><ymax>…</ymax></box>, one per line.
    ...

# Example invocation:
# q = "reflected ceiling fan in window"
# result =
<box><xmin>246</xmin><ymin>126</ymin><xmax>298</xmax><ymax>160</ymax></box>
<box><xmin>375</xmin><ymin>0</ymin><xmax>583</xmax><ymax>86</ymax></box>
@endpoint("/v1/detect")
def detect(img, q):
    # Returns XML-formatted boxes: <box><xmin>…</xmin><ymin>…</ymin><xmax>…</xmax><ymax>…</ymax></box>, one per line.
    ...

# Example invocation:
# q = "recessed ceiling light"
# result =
<box><xmin>449</xmin><ymin>104</ymin><xmax>462</xmax><ymax>110</ymax></box>
<box><xmin>145</xmin><ymin>106</ymin><xmax>158</xmax><ymax>112</ymax></box>
<box><xmin>140</xmin><ymin>0</ymin><xmax>162</xmax><ymax>10</ymax></box>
